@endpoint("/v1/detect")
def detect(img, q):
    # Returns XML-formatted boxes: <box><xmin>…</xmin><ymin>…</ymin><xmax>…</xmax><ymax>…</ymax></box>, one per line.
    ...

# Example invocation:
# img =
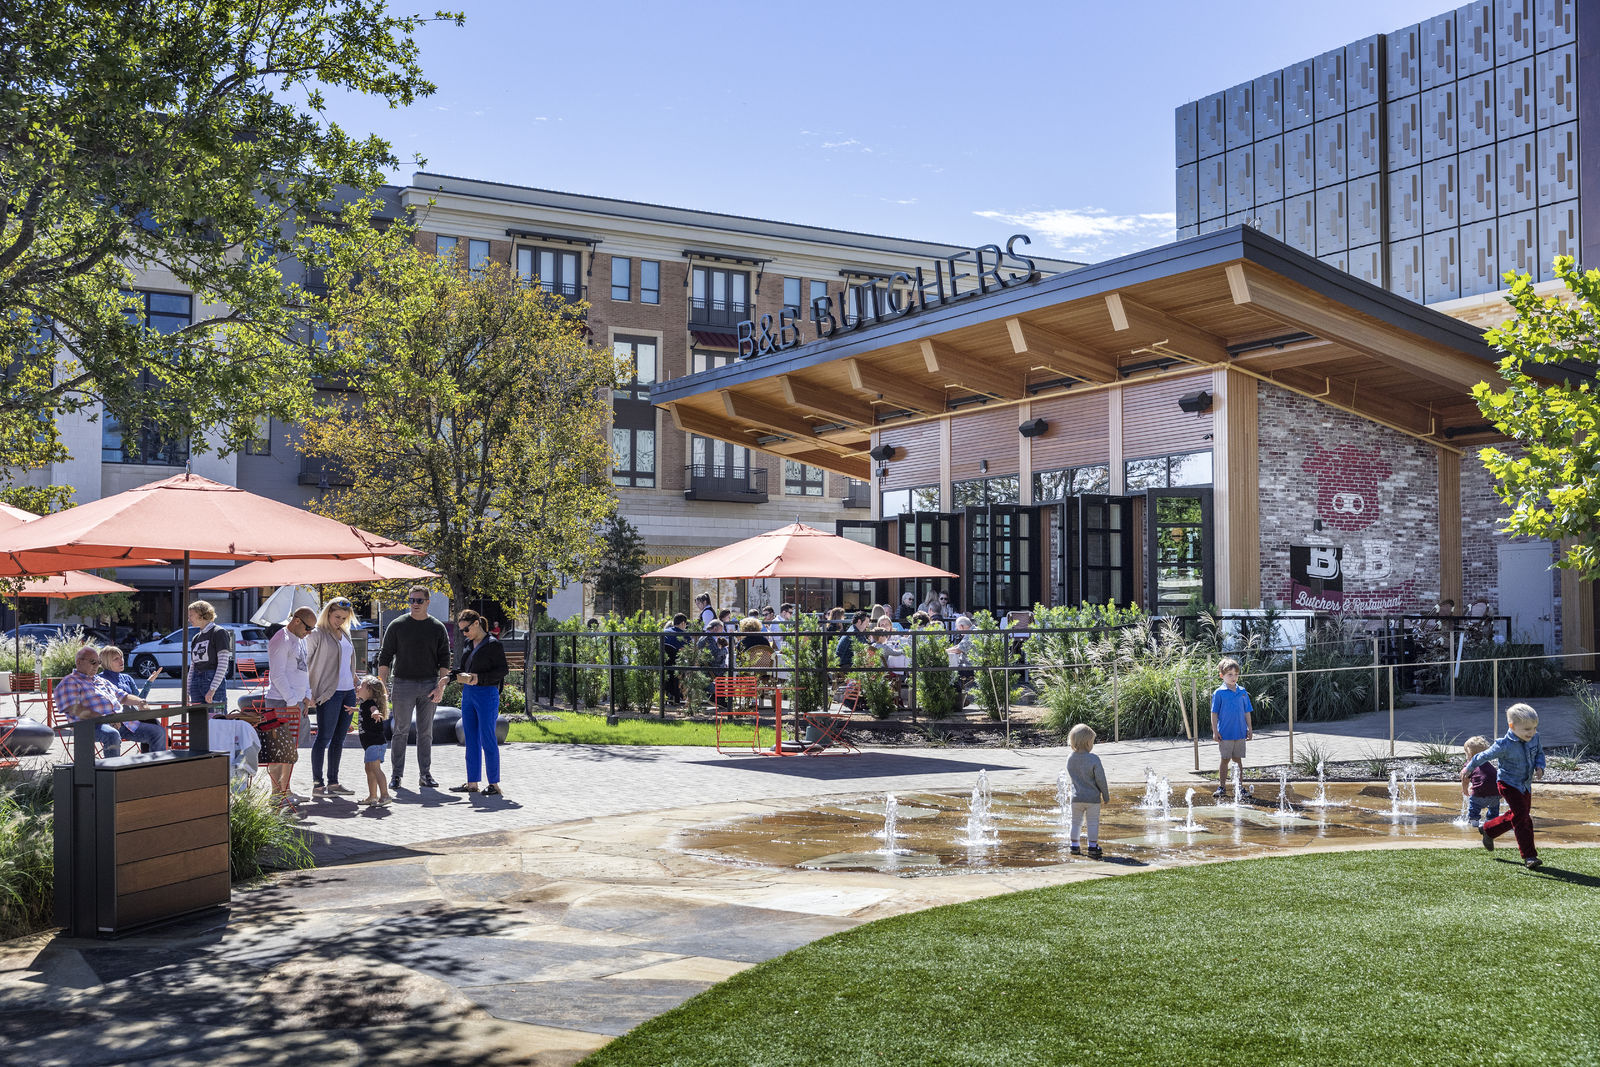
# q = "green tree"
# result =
<box><xmin>299</xmin><ymin>210</ymin><xmax>621</xmax><ymax>610</ymax></box>
<box><xmin>0</xmin><ymin>0</ymin><xmax>460</xmax><ymax>484</ymax></box>
<box><xmin>1473</xmin><ymin>259</ymin><xmax>1600</xmax><ymax>577</ymax></box>
<box><xmin>592</xmin><ymin>517</ymin><xmax>646</xmax><ymax>616</ymax></box>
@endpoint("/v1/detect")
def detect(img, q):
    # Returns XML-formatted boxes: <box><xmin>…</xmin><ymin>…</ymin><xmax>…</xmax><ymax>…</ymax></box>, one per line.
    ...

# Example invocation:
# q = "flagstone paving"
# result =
<box><xmin>0</xmin><ymin>692</ymin><xmax>1588</xmax><ymax>1065</ymax></box>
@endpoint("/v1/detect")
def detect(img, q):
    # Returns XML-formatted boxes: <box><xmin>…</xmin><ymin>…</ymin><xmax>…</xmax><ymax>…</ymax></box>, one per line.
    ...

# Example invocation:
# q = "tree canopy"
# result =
<box><xmin>0</xmin><ymin>0</ymin><xmax>460</xmax><ymax>484</ymax></box>
<box><xmin>1473</xmin><ymin>258</ymin><xmax>1600</xmax><ymax>578</ymax></box>
<box><xmin>298</xmin><ymin>208</ymin><xmax>621</xmax><ymax>611</ymax></box>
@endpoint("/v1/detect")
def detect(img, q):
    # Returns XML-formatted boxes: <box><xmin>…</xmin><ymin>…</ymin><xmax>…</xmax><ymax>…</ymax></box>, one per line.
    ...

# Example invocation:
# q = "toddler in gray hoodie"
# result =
<box><xmin>1066</xmin><ymin>723</ymin><xmax>1112</xmax><ymax>860</ymax></box>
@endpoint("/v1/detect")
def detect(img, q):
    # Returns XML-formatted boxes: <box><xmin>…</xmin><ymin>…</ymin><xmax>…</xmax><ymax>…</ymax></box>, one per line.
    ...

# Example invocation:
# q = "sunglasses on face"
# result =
<box><xmin>408</xmin><ymin>597</ymin><xmax>427</xmax><ymax>604</ymax></box>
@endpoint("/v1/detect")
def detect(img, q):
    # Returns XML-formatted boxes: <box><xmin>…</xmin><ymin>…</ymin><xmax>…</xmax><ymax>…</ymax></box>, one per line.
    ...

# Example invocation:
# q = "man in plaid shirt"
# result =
<box><xmin>55</xmin><ymin>646</ymin><xmax>165</xmax><ymax>756</ymax></box>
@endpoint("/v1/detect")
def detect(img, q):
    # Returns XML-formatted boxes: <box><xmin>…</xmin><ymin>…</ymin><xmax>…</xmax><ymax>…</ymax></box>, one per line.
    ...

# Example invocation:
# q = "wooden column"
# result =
<box><xmin>1107</xmin><ymin>385</ymin><xmax>1125</xmax><ymax>494</ymax></box>
<box><xmin>1437</xmin><ymin>448</ymin><xmax>1462</xmax><ymax>609</ymax></box>
<box><xmin>1212</xmin><ymin>367</ymin><xmax>1259</xmax><ymax>610</ymax></box>
<box><xmin>938</xmin><ymin>418</ymin><xmax>952</xmax><ymax>510</ymax></box>
<box><xmin>1017</xmin><ymin>401</ymin><xmax>1033</xmax><ymax>505</ymax></box>
<box><xmin>1561</xmin><ymin>557</ymin><xmax>1594</xmax><ymax>669</ymax></box>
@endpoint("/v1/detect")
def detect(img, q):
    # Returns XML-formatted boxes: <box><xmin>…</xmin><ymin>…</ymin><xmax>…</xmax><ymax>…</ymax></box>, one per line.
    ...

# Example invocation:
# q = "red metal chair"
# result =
<box><xmin>237</xmin><ymin>657</ymin><xmax>269</xmax><ymax>696</ymax></box>
<box><xmin>711</xmin><ymin>675</ymin><xmax>763</xmax><ymax>754</ymax></box>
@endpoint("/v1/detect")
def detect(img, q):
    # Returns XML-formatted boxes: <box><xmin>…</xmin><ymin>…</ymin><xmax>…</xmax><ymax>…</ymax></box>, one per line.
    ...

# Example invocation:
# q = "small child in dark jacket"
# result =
<box><xmin>1461</xmin><ymin>735</ymin><xmax>1500</xmax><ymax>826</ymax></box>
<box><xmin>356</xmin><ymin>675</ymin><xmax>391</xmax><ymax>807</ymax></box>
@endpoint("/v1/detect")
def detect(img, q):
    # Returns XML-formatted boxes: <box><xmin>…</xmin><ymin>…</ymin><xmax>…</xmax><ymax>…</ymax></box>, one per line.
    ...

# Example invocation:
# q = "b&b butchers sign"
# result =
<box><xmin>735</xmin><ymin>235</ymin><xmax>1040</xmax><ymax>359</ymax></box>
<box><xmin>1290</xmin><ymin>545</ymin><xmax>1344</xmax><ymax>611</ymax></box>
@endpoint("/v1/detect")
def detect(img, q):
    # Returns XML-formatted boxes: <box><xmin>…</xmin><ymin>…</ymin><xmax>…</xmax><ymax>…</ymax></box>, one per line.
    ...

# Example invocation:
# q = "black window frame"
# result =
<box><xmin>611</xmin><ymin>257</ymin><xmax>632</xmax><ymax>302</ymax></box>
<box><xmin>611</xmin><ymin>335</ymin><xmax>658</xmax><ymax>488</ymax></box>
<box><xmin>782</xmin><ymin>277</ymin><xmax>802</xmax><ymax>315</ymax></box>
<box><xmin>435</xmin><ymin>234</ymin><xmax>458</xmax><ymax>260</ymax></box>
<box><xmin>1032</xmin><ymin>464</ymin><xmax>1111</xmax><ymax>502</ymax></box>
<box><xmin>103</xmin><ymin>290</ymin><xmax>192</xmax><ymax>466</ymax></box>
<box><xmin>640</xmin><ymin>260</ymin><xmax>660</xmax><ymax>304</ymax></box>
<box><xmin>783</xmin><ymin>459</ymin><xmax>825</xmax><ymax>497</ymax></box>
<box><xmin>467</xmin><ymin>239</ymin><xmax>491</xmax><ymax>273</ymax></box>
<box><xmin>516</xmin><ymin>246</ymin><xmax>583</xmax><ymax>299</ymax></box>
<box><xmin>690</xmin><ymin>266</ymin><xmax>750</xmax><ymax>327</ymax></box>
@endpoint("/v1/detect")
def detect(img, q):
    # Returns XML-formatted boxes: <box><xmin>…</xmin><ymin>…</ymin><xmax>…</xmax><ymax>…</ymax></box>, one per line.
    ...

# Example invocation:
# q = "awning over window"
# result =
<box><xmin>690</xmin><ymin>329</ymin><xmax>741</xmax><ymax>350</ymax></box>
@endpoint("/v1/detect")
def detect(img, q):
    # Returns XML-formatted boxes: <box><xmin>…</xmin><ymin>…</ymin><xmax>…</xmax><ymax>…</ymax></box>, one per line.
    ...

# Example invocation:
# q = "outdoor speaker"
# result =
<box><xmin>1018</xmin><ymin>417</ymin><xmax>1048</xmax><ymax>437</ymax></box>
<box><xmin>1177</xmin><ymin>389</ymin><xmax>1213</xmax><ymax>413</ymax></box>
<box><xmin>868</xmin><ymin>443</ymin><xmax>897</xmax><ymax>462</ymax></box>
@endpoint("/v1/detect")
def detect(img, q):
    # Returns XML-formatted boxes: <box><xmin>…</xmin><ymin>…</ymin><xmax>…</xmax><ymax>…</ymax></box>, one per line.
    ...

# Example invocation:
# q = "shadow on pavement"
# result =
<box><xmin>688</xmin><ymin>751</ymin><xmax>1025</xmax><ymax>778</ymax></box>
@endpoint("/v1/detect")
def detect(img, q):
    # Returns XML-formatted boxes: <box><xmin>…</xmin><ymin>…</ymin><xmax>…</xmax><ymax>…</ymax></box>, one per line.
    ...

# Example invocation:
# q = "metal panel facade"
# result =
<box><xmin>1177</xmin><ymin>0</ymin><xmax>1586</xmax><ymax>306</ymax></box>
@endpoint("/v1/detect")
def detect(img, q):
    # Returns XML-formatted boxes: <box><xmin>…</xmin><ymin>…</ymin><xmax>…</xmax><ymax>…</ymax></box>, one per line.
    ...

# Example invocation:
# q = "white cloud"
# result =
<box><xmin>821</xmin><ymin>138</ymin><xmax>864</xmax><ymax>150</ymax></box>
<box><xmin>974</xmin><ymin>207</ymin><xmax>1177</xmax><ymax>262</ymax></box>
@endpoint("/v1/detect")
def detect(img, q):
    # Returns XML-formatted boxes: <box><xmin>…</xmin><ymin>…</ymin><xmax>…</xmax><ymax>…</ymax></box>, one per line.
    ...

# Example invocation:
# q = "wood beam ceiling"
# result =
<box><xmin>1105</xmin><ymin>292</ymin><xmax>1230</xmax><ymax>363</ymax></box>
<box><xmin>919</xmin><ymin>339</ymin><xmax>1026</xmax><ymax>399</ymax></box>
<box><xmin>843</xmin><ymin>358</ymin><xmax>947</xmax><ymax>415</ymax></box>
<box><xmin>719</xmin><ymin>391</ymin><xmax>867</xmax><ymax>450</ymax></box>
<box><xmin>666</xmin><ymin>403</ymin><xmax>868</xmax><ymax>479</ymax></box>
<box><xmin>777</xmin><ymin>374</ymin><xmax>876</xmax><ymax>427</ymax></box>
<box><xmin>1266</xmin><ymin>368</ymin><xmax>1438</xmax><ymax>437</ymax></box>
<box><xmin>1004</xmin><ymin>316</ymin><xmax>1119</xmax><ymax>382</ymax></box>
<box><xmin>1225</xmin><ymin>263</ymin><xmax>1494</xmax><ymax>392</ymax></box>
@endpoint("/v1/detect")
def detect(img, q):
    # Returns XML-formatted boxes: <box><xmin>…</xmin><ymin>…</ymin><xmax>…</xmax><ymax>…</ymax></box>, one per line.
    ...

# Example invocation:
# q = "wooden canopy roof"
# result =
<box><xmin>651</xmin><ymin>226</ymin><xmax>1534</xmax><ymax>480</ymax></box>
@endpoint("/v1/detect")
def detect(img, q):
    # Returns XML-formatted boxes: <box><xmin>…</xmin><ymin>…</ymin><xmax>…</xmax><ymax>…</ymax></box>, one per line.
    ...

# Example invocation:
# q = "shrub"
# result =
<box><xmin>1569</xmin><ymin>680</ymin><xmax>1600</xmax><ymax>754</ymax></box>
<box><xmin>0</xmin><ymin>768</ymin><xmax>54</xmax><ymax>941</ymax></box>
<box><xmin>780</xmin><ymin>627</ymin><xmax>831</xmax><ymax>718</ymax></box>
<box><xmin>909</xmin><ymin>625</ymin><xmax>962</xmax><ymax>720</ymax></box>
<box><xmin>849</xmin><ymin>649</ymin><xmax>899</xmax><ymax>720</ymax></box>
<box><xmin>40</xmin><ymin>629</ymin><xmax>93</xmax><ymax>679</ymax></box>
<box><xmin>1416</xmin><ymin>731</ymin><xmax>1464</xmax><ymax>767</ymax></box>
<box><xmin>229</xmin><ymin>781</ymin><xmax>315</xmax><ymax>881</ymax></box>
<box><xmin>0</xmin><ymin>638</ymin><xmax>41</xmax><ymax>676</ymax></box>
<box><xmin>1454</xmin><ymin>643</ymin><xmax>1564</xmax><ymax>698</ymax></box>
<box><xmin>1291</xmin><ymin>738</ymin><xmax>1333</xmax><ymax>778</ymax></box>
<box><xmin>968</xmin><ymin>611</ymin><xmax>1022</xmax><ymax>721</ymax></box>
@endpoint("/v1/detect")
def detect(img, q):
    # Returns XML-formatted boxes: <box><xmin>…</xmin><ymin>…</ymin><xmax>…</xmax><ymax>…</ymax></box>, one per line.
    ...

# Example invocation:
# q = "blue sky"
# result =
<box><xmin>323</xmin><ymin>0</ymin><xmax>1451</xmax><ymax>262</ymax></box>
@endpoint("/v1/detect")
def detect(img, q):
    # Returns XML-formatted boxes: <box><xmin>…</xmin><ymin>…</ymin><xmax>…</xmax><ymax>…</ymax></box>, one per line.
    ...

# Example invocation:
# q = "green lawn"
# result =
<box><xmin>506</xmin><ymin>712</ymin><xmax>746</xmax><ymax>747</ymax></box>
<box><xmin>583</xmin><ymin>848</ymin><xmax>1600</xmax><ymax>1066</ymax></box>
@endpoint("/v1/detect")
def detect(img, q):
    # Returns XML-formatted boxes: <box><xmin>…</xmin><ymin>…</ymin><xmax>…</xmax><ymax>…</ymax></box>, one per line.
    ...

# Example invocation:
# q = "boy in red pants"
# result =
<box><xmin>1461</xmin><ymin>703</ymin><xmax>1546</xmax><ymax>869</ymax></box>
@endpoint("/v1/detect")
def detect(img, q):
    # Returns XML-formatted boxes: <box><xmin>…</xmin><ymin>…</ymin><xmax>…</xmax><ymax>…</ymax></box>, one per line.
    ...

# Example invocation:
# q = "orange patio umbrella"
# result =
<box><xmin>0</xmin><ymin>502</ymin><xmax>168</xmax><ymax>577</ymax></box>
<box><xmin>644</xmin><ymin>522</ymin><xmax>956</xmax><ymax>581</ymax></box>
<box><xmin>5</xmin><ymin>570</ymin><xmax>139</xmax><ymax>669</ymax></box>
<box><xmin>192</xmin><ymin>555</ymin><xmax>438</xmax><ymax>591</ymax></box>
<box><xmin>0</xmin><ymin>472</ymin><xmax>423</xmax><ymax>704</ymax></box>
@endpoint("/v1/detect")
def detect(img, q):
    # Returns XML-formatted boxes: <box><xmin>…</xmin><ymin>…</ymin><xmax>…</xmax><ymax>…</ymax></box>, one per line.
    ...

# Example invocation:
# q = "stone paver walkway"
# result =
<box><xmin>0</xmin><ymin>693</ymin><xmax>1588</xmax><ymax>1065</ymax></box>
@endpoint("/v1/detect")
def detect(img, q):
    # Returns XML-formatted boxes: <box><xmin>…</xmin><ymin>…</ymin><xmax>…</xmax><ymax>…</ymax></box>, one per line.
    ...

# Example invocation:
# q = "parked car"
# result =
<box><xmin>126</xmin><ymin>624</ymin><xmax>271</xmax><ymax>679</ymax></box>
<box><xmin>351</xmin><ymin>620</ymin><xmax>381</xmax><ymax>658</ymax></box>
<box><xmin>0</xmin><ymin>623</ymin><xmax>112</xmax><ymax>647</ymax></box>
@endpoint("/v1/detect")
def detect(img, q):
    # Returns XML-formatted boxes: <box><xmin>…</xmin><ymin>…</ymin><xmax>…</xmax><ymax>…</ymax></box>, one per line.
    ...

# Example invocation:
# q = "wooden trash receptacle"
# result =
<box><xmin>54</xmin><ymin>710</ymin><xmax>231</xmax><ymax>938</ymax></box>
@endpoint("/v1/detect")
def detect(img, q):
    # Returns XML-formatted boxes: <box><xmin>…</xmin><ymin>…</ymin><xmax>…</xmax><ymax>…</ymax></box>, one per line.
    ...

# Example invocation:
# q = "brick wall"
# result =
<box><xmin>1256</xmin><ymin>382</ymin><xmax>1439</xmax><ymax>612</ymax></box>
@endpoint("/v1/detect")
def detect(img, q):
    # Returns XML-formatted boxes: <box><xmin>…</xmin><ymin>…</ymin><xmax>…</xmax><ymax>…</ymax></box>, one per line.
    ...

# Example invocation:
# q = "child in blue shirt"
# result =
<box><xmin>1209</xmin><ymin>656</ymin><xmax>1253</xmax><ymax>799</ymax></box>
<box><xmin>1462</xmin><ymin>703</ymin><xmax>1546</xmax><ymax>869</ymax></box>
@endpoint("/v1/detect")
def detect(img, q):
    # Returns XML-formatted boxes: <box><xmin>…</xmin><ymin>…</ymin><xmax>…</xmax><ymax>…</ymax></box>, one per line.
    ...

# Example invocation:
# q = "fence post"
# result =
<box><xmin>1191</xmin><ymin>680</ymin><xmax>1200</xmax><ymax>773</ymax></box>
<box><xmin>1372</xmin><ymin>636</ymin><xmax>1380</xmax><ymax>715</ymax></box>
<box><xmin>608</xmin><ymin>632</ymin><xmax>616</xmax><ymax>715</ymax></box>
<box><xmin>570</xmin><ymin>634</ymin><xmax>578</xmax><ymax>708</ymax></box>
<box><xmin>1003</xmin><ymin>664</ymin><xmax>1011</xmax><ymax>748</ymax></box>
<box><xmin>1388</xmin><ymin>663</ymin><xmax>1396</xmax><ymax>757</ymax></box>
<box><xmin>1112</xmin><ymin>665</ymin><xmax>1120</xmax><ymax>743</ymax></box>
<box><xmin>909</xmin><ymin>630</ymin><xmax>918</xmax><ymax>726</ymax></box>
<box><xmin>658</xmin><ymin>635</ymin><xmax>666</xmax><ymax>718</ymax></box>
<box><xmin>1492</xmin><ymin>658</ymin><xmax>1500</xmax><ymax>737</ymax></box>
<box><xmin>1288</xmin><ymin>647</ymin><xmax>1297</xmax><ymax>767</ymax></box>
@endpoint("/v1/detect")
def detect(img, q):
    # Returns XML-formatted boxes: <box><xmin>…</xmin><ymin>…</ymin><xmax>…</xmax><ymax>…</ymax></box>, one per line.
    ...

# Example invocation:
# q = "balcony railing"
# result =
<box><xmin>683</xmin><ymin>463</ymin><xmax>768</xmax><ymax>503</ymax></box>
<box><xmin>299</xmin><ymin>457</ymin><xmax>353</xmax><ymax>488</ymax></box>
<box><xmin>102</xmin><ymin>426</ymin><xmax>189</xmax><ymax>466</ymax></box>
<box><xmin>688</xmin><ymin>298</ymin><xmax>752</xmax><ymax>328</ymax></box>
<box><xmin>843</xmin><ymin>481</ymin><xmax>871</xmax><ymax>509</ymax></box>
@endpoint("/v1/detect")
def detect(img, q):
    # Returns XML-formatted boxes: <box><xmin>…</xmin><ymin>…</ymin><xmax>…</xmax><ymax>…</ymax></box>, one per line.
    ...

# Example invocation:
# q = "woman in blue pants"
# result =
<box><xmin>448</xmin><ymin>609</ymin><xmax>509</xmax><ymax>796</ymax></box>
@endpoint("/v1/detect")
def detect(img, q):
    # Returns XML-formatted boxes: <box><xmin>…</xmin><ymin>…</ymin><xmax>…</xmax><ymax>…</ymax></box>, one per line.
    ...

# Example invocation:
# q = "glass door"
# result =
<box><xmin>964</xmin><ymin>505</ymin><xmax>1044</xmax><ymax>616</ymax></box>
<box><xmin>835</xmin><ymin>520</ymin><xmax>891</xmax><ymax>610</ymax></box>
<box><xmin>899</xmin><ymin>511</ymin><xmax>959</xmax><ymax>610</ymax></box>
<box><xmin>1059</xmin><ymin>495</ymin><xmax>1136</xmax><ymax>608</ymax></box>
<box><xmin>1144</xmin><ymin>489</ymin><xmax>1214</xmax><ymax>613</ymax></box>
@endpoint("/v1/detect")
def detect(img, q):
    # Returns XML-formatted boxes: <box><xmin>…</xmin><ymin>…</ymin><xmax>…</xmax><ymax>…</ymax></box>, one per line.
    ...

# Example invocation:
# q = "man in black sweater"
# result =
<box><xmin>377</xmin><ymin>585</ymin><xmax>452</xmax><ymax>790</ymax></box>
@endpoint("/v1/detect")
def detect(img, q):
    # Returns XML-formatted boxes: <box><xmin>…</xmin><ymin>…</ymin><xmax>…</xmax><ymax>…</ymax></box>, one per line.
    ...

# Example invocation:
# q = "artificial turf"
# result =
<box><xmin>582</xmin><ymin>848</ymin><xmax>1600</xmax><ymax>1066</ymax></box>
<box><xmin>505</xmin><ymin>712</ymin><xmax>743</xmax><ymax>746</ymax></box>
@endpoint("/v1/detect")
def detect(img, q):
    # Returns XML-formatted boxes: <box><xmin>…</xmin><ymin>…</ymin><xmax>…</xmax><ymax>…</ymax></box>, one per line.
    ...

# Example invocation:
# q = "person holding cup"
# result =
<box><xmin>449</xmin><ymin>609</ymin><xmax>509</xmax><ymax>796</ymax></box>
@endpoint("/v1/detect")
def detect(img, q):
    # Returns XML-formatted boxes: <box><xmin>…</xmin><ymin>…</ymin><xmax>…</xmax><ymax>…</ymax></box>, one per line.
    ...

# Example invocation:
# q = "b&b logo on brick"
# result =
<box><xmin>1301</xmin><ymin>444</ymin><xmax>1391</xmax><ymax>533</ymax></box>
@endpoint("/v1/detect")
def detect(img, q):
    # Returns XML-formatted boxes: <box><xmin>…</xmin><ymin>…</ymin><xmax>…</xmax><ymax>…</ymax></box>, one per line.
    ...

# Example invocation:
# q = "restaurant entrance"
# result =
<box><xmin>1057</xmin><ymin>495</ymin><xmax>1137</xmax><ymax>609</ymax></box>
<box><xmin>963</xmin><ymin>504</ymin><xmax>1043</xmax><ymax>617</ymax></box>
<box><xmin>1145</xmin><ymin>488</ymin><xmax>1214</xmax><ymax>613</ymax></box>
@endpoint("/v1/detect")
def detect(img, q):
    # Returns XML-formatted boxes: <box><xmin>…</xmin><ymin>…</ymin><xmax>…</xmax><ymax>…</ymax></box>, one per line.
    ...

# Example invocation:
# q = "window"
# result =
<box><xmin>516</xmin><ymin>247</ymin><xmax>582</xmax><ymax>298</ymax></box>
<box><xmin>611</xmin><ymin>257</ymin><xmax>631</xmax><ymax>301</ymax></box>
<box><xmin>104</xmin><ymin>291</ymin><xmax>191</xmax><ymax>465</ymax></box>
<box><xmin>809</xmin><ymin>280</ymin><xmax>828</xmax><ymax>318</ymax></box>
<box><xmin>1033</xmin><ymin>465</ymin><xmax>1111</xmax><ymax>501</ymax></box>
<box><xmin>952</xmin><ymin>476</ymin><xmax>1020</xmax><ymax>507</ymax></box>
<box><xmin>784</xmin><ymin>460</ymin><xmax>825</xmax><ymax>496</ymax></box>
<box><xmin>245</xmin><ymin>418</ymin><xmax>272</xmax><ymax>456</ymax></box>
<box><xmin>611</xmin><ymin>336</ymin><xmax>657</xmax><ymax>487</ymax></box>
<box><xmin>1125</xmin><ymin>450</ymin><xmax>1213</xmax><ymax>490</ymax></box>
<box><xmin>468</xmin><ymin>239</ymin><xmax>490</xmax><ymax>272</ymax></box>
<box><xmin>690</xmin><ymin>266</ymin><xmax>749</xmax><ymax>326</ymax></box>
<box><xmin>689</xmin><ymin>348</ymin><xmax>751</xmax><ymax>485</ymax></box>
<box><xmin>880</xmin><ymin>486</ymin><xmax>941</xmax><ymax>516</ymax></box>
<box><xmin>641</xmin><ymin>260</ymin><xmax>660</xmax><ymax>304</ymax></box>
<box><xmin>435</xmin><ymin>235</ymin><xmax>458</xmax><ymax>260</ymax></box>
<box><xmin>782</xmin><ymin>277</ymin><xmax>802</xmax><ymax>313</ymax></box>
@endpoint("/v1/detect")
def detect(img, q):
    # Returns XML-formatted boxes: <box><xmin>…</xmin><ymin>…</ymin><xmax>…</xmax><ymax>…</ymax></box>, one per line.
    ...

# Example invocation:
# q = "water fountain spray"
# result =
<box><xmin>964</xmin><ymin>769</ymin><xmax>997</xmax><ymax>846</ymax></box>
<box><xmin>1274</xmin><ymin>767</ymin><xmax>1295</xmax><ymax>818</ymax></box>
<box><xmin>1231</xmin><ymin>763</ymin><xmax>1244</xmax><ymax>809</ymax></box>
<box><xmin>1175</xmin><ymin>787</ymin><xmax>1204</xmax><ymax>833</ymax></box>
<box><xmin>1386</xmin><ymin>769</ymin><xmax>1402</xmax><ymax>818</ymax></box>
<box><xmin>1055</xmin><ymin>769</ymin><xmax>1075</xmax><ymax>840</ymax></box>
<box><xmin>1451</xmin><ymin>791</ymin><xmax>1472</xmax><ymax>828</ymax></box>
<box><xmin>1158</xmin><ymin>775</ymin><xmax>1173</xmax><ymax>823</ymax></box>
<box><xmin>1138</xmin><ymin>766</ymin><xmax>1159</xmax><ymax>810</ymax></box>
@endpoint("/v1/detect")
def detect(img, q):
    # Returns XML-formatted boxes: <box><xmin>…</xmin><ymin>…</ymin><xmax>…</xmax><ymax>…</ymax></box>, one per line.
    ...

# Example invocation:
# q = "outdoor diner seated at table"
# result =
<box><xmin>55</xmin><ymin>646</ymin><xmax>166</xmax><ymax>756</ymax></box>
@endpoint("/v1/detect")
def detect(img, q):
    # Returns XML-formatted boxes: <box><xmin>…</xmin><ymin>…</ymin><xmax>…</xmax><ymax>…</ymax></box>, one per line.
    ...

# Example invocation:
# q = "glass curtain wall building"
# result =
<box><xmin>1177</xmin><ymin>0</ymin><xmax>1592</xmax><ymax>304</ymax></box>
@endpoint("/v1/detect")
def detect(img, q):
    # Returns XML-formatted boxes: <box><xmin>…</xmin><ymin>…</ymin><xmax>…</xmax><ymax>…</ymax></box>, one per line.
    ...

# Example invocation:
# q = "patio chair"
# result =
<box><xmin>711</xmin><ymin>675</ymin><xmax>763</xmax><ymax>754</ymax></box>
<box><xmin>802</xmin><ymin>680</ymin><xmax>860</xmax><ymax>755</ymax></box>
<box><xmin>237</xmin><ymin>657</ymin><xmax>269</xmax><ymax>696</ymax></box>
<box><xmin>45</xmin><ymin>678</ymin><xmax>129</xmax><ymax>761</ymax></box>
